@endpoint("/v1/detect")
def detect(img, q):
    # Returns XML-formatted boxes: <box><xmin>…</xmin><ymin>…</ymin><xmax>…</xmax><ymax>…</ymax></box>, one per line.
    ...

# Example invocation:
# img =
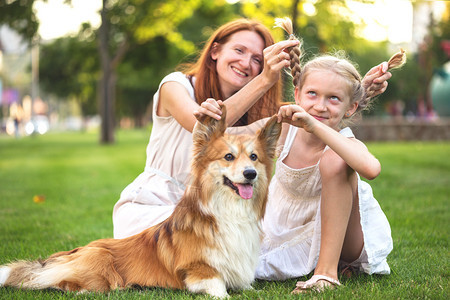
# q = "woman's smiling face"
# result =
<box><xmin>211</xmin><ymin>30</ymin><xmax>264</xmax><ymax>99</ymax></box>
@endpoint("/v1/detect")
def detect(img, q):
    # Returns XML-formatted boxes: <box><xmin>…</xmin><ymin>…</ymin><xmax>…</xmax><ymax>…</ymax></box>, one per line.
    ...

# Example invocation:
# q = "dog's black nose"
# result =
<box><xmin>243</xmin><ymin>169</ymin><xmax>257</xmax><ymax>180</ymax></box>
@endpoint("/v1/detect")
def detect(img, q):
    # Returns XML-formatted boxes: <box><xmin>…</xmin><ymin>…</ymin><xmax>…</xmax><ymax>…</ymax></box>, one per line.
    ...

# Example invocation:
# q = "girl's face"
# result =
<box><xmin>295</xmin><ymin>69</ymin><xmax>358</xmax><ymax>130</ymax></box>
<box><xmin>211</xmin><ymin>30</ymin><xmax>264</xmax><ymax>99</ymax></box>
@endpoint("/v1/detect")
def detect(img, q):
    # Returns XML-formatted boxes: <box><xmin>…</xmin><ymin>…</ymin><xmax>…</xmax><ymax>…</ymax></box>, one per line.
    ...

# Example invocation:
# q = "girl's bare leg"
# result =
<box><xmin>315</xmin><ymin>151</ymin><xmax>364</xmax><ymax>280</ymax></box>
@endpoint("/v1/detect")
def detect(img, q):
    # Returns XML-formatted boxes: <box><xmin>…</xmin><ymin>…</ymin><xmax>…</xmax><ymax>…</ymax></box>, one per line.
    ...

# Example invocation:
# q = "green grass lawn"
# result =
<box><xmin>0</xmin><ymin>130</ymin><xmax>448</xmax><ymax>299</ymax></box>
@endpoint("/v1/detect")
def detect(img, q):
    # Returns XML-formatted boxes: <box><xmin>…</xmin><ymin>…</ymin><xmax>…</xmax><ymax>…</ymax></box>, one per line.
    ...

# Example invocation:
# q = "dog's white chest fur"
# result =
<box><xmin>203</xmin><ymin>192</ymin><xmax>261</xmax><ymax>290</ymax></box>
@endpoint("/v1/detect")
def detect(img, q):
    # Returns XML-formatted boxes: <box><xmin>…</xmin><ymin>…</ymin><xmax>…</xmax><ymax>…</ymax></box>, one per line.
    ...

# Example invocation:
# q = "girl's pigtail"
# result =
<box><xmin>274</xmin><ymin>17</ymin><xmax>302</xmax><ymax>86</ymax></box>
<box><xmin>387</xmin><ymin>48</ymin><xmax>407</xmax><ymax>70</ymax></box>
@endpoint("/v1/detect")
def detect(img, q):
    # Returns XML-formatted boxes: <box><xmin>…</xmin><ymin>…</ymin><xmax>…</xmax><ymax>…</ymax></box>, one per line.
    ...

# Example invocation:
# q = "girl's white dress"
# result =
<box><xmin>113</xmin><ymin>72</ymin><xmax>194</xmax><ymax>239</ymax></box>
<box><xmin>255</xmin><ymin>125</ymin><xmax>393</xmax><ymax>280</ymax></box>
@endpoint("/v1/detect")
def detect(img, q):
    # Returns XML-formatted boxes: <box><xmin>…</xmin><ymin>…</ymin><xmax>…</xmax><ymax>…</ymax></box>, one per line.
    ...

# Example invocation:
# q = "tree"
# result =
<box><xmin>415</xmin><ymin>2</ymin><xmax>450</xmax><ymax>117</ymax></box>
<box><xmin>115</xmin><ymin>36</ymin><xmax>185</xmax><ymax>127</ymax></box>
<box><xmin>240</xmin><ymin>0</ymin><xmax>391</xmax><ymax>101</ymax></box>
<box><xmin>0</xmin><ymin>0</ymin><xmax>40</xmax><ymax>42</ymax></box>
<box><xmin>97</xmin><ymin>0</ymin><xmax>202</xmax><ymax>143</ymax></box>
<box><xmin>39</xmin><ymin>28</ymin><xmax>99</xmax><ymax>116</ymax></box>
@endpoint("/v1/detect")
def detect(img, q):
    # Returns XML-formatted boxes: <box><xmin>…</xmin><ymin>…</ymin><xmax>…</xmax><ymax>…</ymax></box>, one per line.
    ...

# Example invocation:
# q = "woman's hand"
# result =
<box><xmin>260</xmin><ymin>39</ymin><xmax>300</xmax><ymax>85</ymax></box>
<box><xmin>362</xmin><ymin>62</ymin><xmax>392</xmax><ymax>99</ymax></box>
<box><xmin>277</xmin><ymin>104</ymin><xmax>317</xmax><ymax>133</ymax></box>
<box><xmin>193</xmin><ymin>98</ymin><xmax>223</xmax><ymax>121</ymax></box>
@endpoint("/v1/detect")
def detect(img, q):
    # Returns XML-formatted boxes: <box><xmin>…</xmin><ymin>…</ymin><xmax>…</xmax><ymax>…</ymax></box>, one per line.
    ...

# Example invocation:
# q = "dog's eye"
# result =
<box><xmin>224</xmin><ymin>153</ymin><xmax>235</xmax><ymax>161</ymax></box>
<box><xmin>250</xmin><ymin>153</ymin><xmax>258</xmax><ymax>161</ymax></box>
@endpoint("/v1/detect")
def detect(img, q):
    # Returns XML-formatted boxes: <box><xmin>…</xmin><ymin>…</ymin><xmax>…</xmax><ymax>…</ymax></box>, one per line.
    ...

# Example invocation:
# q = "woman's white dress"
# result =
<box><xmin>113</xmin><ymin>72</ymin><xmax>194</xmax><ymax>239</ymax></box>
<box><xmin>255</xmin><ymin>125</ymin><xmax>393</xmax><ymax>280</ymax></box>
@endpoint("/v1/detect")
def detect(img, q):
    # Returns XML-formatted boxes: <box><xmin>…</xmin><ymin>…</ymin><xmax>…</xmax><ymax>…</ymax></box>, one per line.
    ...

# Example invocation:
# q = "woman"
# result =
<box><xmin>113</xmin><ymin>19</ymin><xmax>299</xmax><ymax>239</ymax></box>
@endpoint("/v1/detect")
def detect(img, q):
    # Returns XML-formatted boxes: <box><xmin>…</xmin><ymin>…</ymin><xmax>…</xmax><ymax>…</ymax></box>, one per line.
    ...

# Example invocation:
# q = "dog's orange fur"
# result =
<box><xmin>0</xmin><ymin>106</ymin><xmax>281</xmax><ymax>297</ymax></box>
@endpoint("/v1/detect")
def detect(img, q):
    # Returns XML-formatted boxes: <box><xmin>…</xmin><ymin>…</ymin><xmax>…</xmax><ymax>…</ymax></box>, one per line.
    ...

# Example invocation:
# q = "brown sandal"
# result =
<box><xmin>291</xmin><ymin>275</ymin><xmax>341</xmax><ymax>294</ymax></box>
<box><xmin>339</xmin><ymin>264</ymin><xmax>357</xmax><ymax>278</ymax></box>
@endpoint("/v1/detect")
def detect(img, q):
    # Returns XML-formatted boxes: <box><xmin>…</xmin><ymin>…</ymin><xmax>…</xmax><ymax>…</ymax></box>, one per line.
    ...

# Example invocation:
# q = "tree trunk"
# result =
<box><xmin>98</xmin><ymin>0</ymin><xmax>115</xmax><ymax>144</ymax></box>
<box><xmin>292</xmin><ymin>0</ymin><xmax>300</xmax><ymax>32</ymax></box>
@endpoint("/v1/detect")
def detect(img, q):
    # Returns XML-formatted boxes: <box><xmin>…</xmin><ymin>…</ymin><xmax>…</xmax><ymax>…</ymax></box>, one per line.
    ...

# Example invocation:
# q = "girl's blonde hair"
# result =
<box><xmin>275</xmin><ymin>17</ymin><xmax>406</xmax><ymax>124</ymax></box>
<box><xmin>180</xmin><ymin>18</ymin><xmax>281</xmax><ymax>126</ymax></box>
<box><xmin>300</xmin><ymin>54</ymin><xmax>367</xmax><ymax>111</ymax></box>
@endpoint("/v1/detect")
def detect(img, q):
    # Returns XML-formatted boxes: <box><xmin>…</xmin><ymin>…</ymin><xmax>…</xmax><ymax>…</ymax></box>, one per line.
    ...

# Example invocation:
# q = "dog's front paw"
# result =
<box><xmin>243</xmin><ymin>284</ymin><xmax>254</xmax><ymax>291</ymax></box>
<box><xmin>186</xmin><ymin>277</ymin><xmax>228</xmax><ymax>298</ymax></box>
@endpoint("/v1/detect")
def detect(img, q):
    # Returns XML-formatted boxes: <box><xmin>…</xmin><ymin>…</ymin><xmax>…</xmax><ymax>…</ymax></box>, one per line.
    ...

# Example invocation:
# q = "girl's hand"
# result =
<box><xmin>261</xmin><ymin>39</ymin><xmax>300</xmax><ymax>85</ymax></box>
<box><xmin>193</xmin><ymin>98</ymin><xmax>223</xmax><ymax>121</ymax></box>
<box><xmin>277</xmin><ymin>104</ymin><xmax>317</xmax><ymax>133</ymax></box>
<box><xmin>362</xmin><ymin>62</ymin><xmax>392</xmax><ymax>99</ymax></box>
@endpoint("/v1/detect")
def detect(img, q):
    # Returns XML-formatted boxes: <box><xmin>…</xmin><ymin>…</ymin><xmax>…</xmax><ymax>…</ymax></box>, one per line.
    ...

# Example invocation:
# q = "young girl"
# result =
<box><xmin>256</xmin><ymin>54</ymin><xmax>396</xmax><ymax>293</ymax></box>
<box><xmin>256</xmin><ymin>20</ymin><xmax>405</xmax><ymax>293</ymax></box>
<box><xmin>198</xmin><ymin>20</ymin><xmax>405</xmax><ymax>293</ymax></box>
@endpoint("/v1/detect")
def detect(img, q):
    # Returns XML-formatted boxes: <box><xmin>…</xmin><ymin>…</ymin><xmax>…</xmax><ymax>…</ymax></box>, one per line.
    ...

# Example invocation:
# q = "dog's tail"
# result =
<box><xmin>0</xmin><ymin>258</ymin><xmax>76</xmax><ymax>290</ymax></box>
<box><xmin>1</xmin><ymin>246</ymin><xmax>124</xmax><ymax>291</ymax></box>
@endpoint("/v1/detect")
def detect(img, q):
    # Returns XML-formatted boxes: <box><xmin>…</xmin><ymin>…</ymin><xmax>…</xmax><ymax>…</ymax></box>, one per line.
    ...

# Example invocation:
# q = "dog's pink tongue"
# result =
<box><xmin>236</xmin><ymin>184</ymin><xmax>253</xmax><ymax>199</ymax></box>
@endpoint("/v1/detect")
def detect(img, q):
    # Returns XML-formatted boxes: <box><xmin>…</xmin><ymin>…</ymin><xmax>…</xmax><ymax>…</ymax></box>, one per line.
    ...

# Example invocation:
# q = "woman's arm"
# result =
<box><xmin>160</xmin><ymin>39</ymin><xmax>299</xmax><ymax>132</ymax></box>
<box><xmin>194</xmin><ymin>99</ymin><xmax>289</xmax><ymax>154</ymax></box>
<box><xmin>362</xmin><ymin>62</ymin><xmax>392</xmax><ymax>99</ymax></box>
<box><xmin>214</xmin><ymin>39</ymin><xmax>299</xmax><ymax>126</ymax></box>
<box><xmin>158</xmin><ymin>81</ymin><xmax>202</xmax><ymax>133</ymax></box>
<box><xmin>225</xmin><ymin>117</ymin><xmax>269</xmax><ymax>135</ymax></box>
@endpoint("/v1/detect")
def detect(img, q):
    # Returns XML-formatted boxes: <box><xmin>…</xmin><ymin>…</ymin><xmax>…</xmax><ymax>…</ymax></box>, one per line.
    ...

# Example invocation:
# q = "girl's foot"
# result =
<box><xmin>291</xmin><ymin>274</ymin><xmax>341</xmax><ymax>294</ymax></box>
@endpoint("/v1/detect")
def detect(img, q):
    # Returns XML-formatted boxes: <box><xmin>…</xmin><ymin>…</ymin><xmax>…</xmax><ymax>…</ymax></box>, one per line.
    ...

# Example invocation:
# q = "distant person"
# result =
<box><xmin>13</xmin><ymin>116</ymin><xmax>20</xmax><ymax>138</ymax></box>
<box><xmin>12</xmin><ymin>108</ymin><xmax>22</xmax><ymax>138</ymax></box>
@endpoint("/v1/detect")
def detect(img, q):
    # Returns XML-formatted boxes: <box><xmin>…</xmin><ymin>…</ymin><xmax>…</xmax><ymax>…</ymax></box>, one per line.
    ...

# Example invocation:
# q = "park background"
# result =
<box><xmin>1</xmin><ymin>0</ymin><xmax>450</xmax><ymax>142</ymax></box>
<box><xmin>0</xmin><ymin>0</ymin><xmax>449</xmax><ymax>299</ymax></box>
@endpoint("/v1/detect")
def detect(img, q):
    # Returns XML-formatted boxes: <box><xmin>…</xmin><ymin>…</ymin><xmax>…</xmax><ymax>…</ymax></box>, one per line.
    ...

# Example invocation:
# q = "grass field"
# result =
<box><xmin>0</xmin><ymin>130</ymin><xmax>448</xmax><ymax>299</ymax></box>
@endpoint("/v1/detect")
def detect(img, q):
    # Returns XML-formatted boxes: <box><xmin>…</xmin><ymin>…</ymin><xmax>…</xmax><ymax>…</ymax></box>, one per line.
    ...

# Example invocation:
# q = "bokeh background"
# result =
<box><xmin>0</xmin><ymin>0</ymin><xmax>449</xmax><ymax>143</ymax></box>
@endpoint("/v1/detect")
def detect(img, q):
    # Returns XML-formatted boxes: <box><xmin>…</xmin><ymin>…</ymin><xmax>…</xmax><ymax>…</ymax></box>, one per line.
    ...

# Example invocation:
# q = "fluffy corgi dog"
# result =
<box><xmin>0</xmin><ymin>106</ymin><xmax>281</xmax><ymax>298</ymax></box>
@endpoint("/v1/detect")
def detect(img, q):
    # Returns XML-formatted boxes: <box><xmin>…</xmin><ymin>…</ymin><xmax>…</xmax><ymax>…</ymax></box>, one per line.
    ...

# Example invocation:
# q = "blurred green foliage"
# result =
<box><xmin>0</xmin><ymin>0</ymin><xmax>39</xmax><ymax>42</ymax></box>
<box><xmin>2</xmin><ymin>0</ymin><xmax>449</xmax><ymax>125</ymax></box>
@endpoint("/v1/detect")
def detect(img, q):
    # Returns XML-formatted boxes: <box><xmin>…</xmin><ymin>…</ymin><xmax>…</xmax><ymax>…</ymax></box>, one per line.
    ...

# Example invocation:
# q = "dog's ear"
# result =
<box><xmin>257</xmin><ymin>115</ymin><xmax>281</xmax><ymax>159</ymax></box>
<box><xmin>193</xmin><ymin>103</ymin><xmax>227</xmax><ymax>147</ymax></box>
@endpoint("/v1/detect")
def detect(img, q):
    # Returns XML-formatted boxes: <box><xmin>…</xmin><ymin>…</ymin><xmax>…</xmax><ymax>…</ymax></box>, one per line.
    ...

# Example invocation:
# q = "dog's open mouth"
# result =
<box><xmin>223</xmin><ymin>176</ymin><xmax>253</xmax><ymax>199</ymax></box>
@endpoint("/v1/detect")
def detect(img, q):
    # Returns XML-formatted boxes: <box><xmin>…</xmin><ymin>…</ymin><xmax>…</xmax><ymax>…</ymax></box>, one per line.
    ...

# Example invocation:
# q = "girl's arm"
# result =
<box><xmin>311</xmin><ymin>122</ymin><xmax>380</xmax><ymax>180</ymax></box>
<box><xmin>278</xmin><ymin>105</ymin><xmax>381</xmax><ymax>180</ymax></box>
